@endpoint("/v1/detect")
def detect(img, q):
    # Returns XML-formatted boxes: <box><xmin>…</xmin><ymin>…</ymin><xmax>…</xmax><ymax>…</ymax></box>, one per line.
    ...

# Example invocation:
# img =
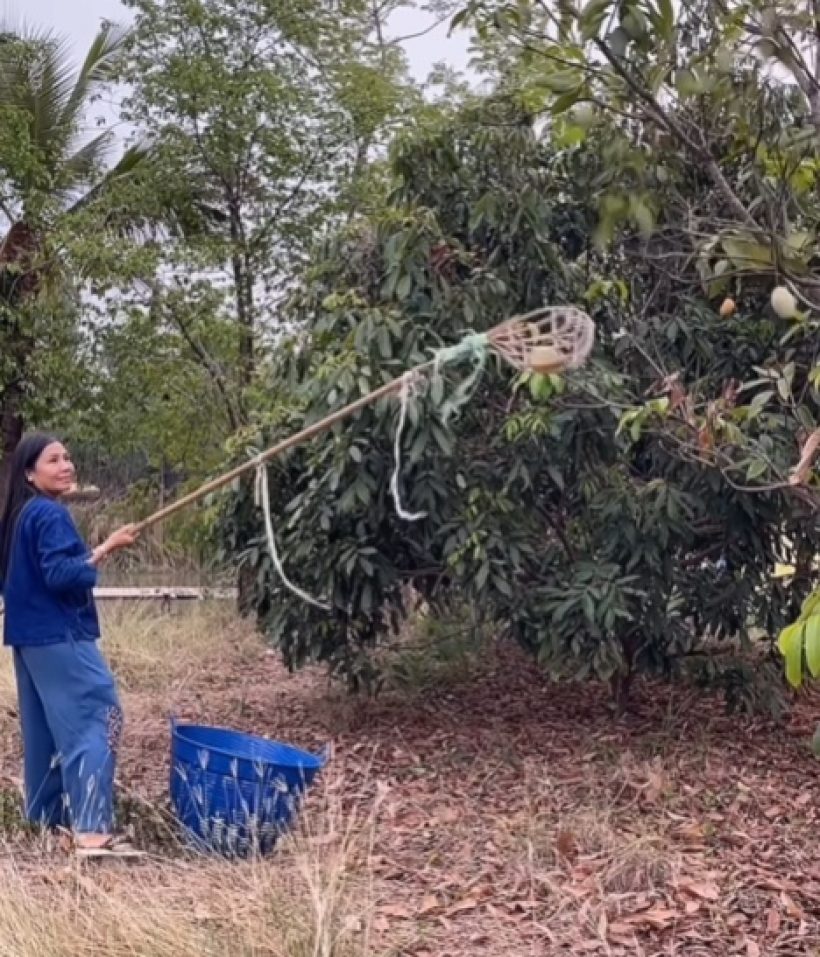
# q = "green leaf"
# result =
<box><xmin>745</xmin><ymin>459</ymin><xmax>768</xmax><ymax>481</ymax></box>
<box><xmin>805</xmin><ymin>616</ymin><xmax>820</xmax><ymax>678</ymax></box>
<box><xmin>580</xmin><ymin>0</ymin><xmax>612</xmax><ymax>40</ymax></box>
<box><xmin>706</xmin><ymin>258</ymin><xmax>731</xmax><ymax>298</ymax></box>
<box><xmin>783</xmin><ymin>362</ymin><xmax>796</xmax><ymax>386</ymax></box>
<box><xmin>748</xmin><ymin>390</ymin><xmax>774</xmax><ymax>417</ymax></box>
<box><xmin>722</xmin><ymin>236</ymin><xmax>773</xmax><ymax>272</ymax></box>
<box><xmin>377</xmin><ymin>326</ymin><xmax>391</xmax><ymax>359</ymax></box>
<box><xmin>674</xmin><ymin>69</ymin><xmax>699</xmax><ymax>97</ymax></box>
<box><xmin>801</xmin><ymin>589</ymin><xmax>820</xmax><ymax>619</ymax></box>
<box><xmin>778</xmin><ymin>622</ymin><xmax>805</xmax><ymax>688</ymax></box>
<box><xmin>629</xmin><ymin>196</ymin><xmax>654</xmax><ymax>237</ymax></box>
<box><xmin>555</xmin><ymin>123</ymin><xmax>587</xmax><ymax>147</ymax></box>
<box><xmin>714</xmin><ymin>46</ymin><xmax>734</xmax><ymax>73</ymax></box>
<box><xmin>783</xmin><ymin>230</ymin><xmax>812</xmax><ymax>255</ymax></box>
<box><xmin>396</xmin><ymin>274</ymin><xmax>412</xmax><ymax>300</ymax></box>
<box><xmin>795</xmin><ymin>405</ymin><xmax>816</xmax><ymax>433</ymax></box>
<box><xmin>621</xmin><ymin>8</ymin><xmax>648</xmax><ymax>40</ymax></box>
<box><xmin>656</xmin><ymin>0</ymin><xmax>674</xmax><ymax>40</ymax></box>
<box><xmin>551</xmin><ymin>88</ymin><xmax>583</xmax><ymax>115</ymax></box>
<box><xmin>529</xmin><ymin>373</ymin><xmax>553</xmax><ymax>401</ymax></box>
<box><xmin>616</xmin><ymin>408</ymin><xmax>639</xmax><ymax>437</ymax></box>
<box><xmin>540</xmin><ymin>70</ymin><xmax>583</xmax><ymax>94</ymax></box>
<box><xmin>449</xmin><ymin>8</ymin><xmax>469</xmax><ymax>31</ymax></box>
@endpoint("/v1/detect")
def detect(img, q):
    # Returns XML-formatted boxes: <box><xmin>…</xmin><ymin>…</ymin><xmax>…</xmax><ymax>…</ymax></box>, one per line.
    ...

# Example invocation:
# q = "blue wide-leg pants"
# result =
<box><xmin>13</xmin><ymin>638</ymin><xmax>123</xmax><ymax>833</ymax></box>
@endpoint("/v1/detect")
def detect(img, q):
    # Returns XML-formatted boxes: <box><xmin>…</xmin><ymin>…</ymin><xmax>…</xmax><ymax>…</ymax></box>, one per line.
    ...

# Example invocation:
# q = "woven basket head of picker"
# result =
<box><xmin>488</xmin><ymin>305</ymin><xmax>595</xmax><ymax>375</ymax></box>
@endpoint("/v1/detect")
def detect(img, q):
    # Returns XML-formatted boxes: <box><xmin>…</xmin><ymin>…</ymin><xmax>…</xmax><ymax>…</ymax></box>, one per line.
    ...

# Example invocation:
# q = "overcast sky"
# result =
<box><xmin>9</xmin><ymin>0</ymin><xmax>473</xmax><ymax>83</ymax></box>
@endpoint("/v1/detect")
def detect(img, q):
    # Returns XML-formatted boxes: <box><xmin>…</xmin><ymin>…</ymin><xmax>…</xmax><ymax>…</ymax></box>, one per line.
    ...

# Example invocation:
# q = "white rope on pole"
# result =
<box><xmin>389</xmin><ymin>372</ymin><xmax>427</xmax><ymax>523</ymax></box>
<box><xmin>254</xmin><ymin>459</ymin><xmax>331</xmax><ymax>611</ymax></box>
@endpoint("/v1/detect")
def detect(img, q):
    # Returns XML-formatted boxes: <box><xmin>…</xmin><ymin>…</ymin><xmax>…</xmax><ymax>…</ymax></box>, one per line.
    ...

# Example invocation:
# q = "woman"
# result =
<box><xmin>0</xmin><ymin>433</ymin><xmax>140</xmax><ymax>858</ymax></box>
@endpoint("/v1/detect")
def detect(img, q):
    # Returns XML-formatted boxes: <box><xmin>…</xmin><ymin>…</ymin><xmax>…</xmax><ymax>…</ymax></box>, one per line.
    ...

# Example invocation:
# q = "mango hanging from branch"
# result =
<box><xmin>719</xmin><ymin>297</ymin><xmax>736</xmax><ymax>318</ymax></box>
<box><xmin>771</xmin><ymin>285</ymin><xmax>797</xmax><ymax>319</ymax></box>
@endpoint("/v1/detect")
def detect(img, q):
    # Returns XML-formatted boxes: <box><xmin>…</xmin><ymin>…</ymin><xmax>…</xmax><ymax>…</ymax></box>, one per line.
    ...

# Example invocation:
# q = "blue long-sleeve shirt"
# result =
<box><xmin>2</xmin><ymin>496</ymin><xmax>100</xmax><ymax>647</ymax></box>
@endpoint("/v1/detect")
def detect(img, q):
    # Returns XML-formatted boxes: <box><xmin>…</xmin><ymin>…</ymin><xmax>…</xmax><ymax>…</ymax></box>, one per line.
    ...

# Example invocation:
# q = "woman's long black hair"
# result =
<box><xmin>0</xmin><ymin>432</ymin><xmax>59</xmax><ymax>583</ymax></box>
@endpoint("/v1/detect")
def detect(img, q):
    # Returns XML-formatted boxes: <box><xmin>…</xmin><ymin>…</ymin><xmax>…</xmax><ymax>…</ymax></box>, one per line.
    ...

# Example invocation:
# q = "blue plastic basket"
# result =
<box><xmin>169</xmin><ymin>720</ymin><xmax>327</xmax><ymax>856</ymax></box>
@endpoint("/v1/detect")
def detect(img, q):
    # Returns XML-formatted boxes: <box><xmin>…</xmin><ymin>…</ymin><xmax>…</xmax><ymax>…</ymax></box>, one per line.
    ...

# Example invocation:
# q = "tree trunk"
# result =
<box><xmin>156</xmin><ymin>455</ymin><xmax>166</xmax><ymax>554</ymax></box>
<box><xmin>237</xmin><ymin>561</ymin><xmax>257</xmax><ymax>619</ymax></box>
<box><xmin>227</xmin><ymin>199</ymin><xmax>256</xmax><ymax>611</ymax></box>
<box><xmin>609</xmin><ymin>631</ymin><xmax>642</xmax><ymax>715</ymax></box>
<box><xmin>232</xmin><ymin>250</ymin><xmax>254</xmax><ymax>389</ymax></box>
<box><xmin>0</xmin><ymin>220</ymin><xmax>40</xmax><ymax>502</ymax></box>
<box><xmin>0</xmin><ymin>381</ymin><xmax>24</xmax><ymax>504</ymax></box>
<box><xmin>228</xmin><ymin>198</ymin><xmax>254</xmax><ymax>391</ymax></box>
<box><xmin>610</xmin><ymin>669</ymin><xmax>634</xmax><ymax>717</ymax></box>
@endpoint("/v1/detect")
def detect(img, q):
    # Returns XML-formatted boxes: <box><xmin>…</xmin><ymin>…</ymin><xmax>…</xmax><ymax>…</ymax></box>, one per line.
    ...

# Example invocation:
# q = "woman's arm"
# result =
<box><xmin>36</xmin><ymin>510</ymin><xmax>139</xmax><ymax>593</ymax></box>
<box><xmin>88</xmin><ymin>526</ymin><xmax>139</xmax><ymax>566</ymax></box>
<box><xmin>37</xmin><ymin>509</ymin><xmax>99</xmax><ymax>592</ymax></box>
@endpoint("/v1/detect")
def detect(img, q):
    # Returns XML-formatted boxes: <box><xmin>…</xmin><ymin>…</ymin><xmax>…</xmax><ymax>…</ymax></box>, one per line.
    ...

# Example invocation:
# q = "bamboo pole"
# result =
<box><xmin>134</xmin><ymin>365</ymin><xmax>431</xmax><ymax>534</ymax></box>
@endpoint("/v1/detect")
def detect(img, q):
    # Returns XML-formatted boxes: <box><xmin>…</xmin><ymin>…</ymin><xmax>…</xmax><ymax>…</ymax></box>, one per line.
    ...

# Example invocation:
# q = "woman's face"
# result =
<box><xmin>27</xmin><ymin>442</ymin><xmax>76</xmax><ymax>498</ymax></box>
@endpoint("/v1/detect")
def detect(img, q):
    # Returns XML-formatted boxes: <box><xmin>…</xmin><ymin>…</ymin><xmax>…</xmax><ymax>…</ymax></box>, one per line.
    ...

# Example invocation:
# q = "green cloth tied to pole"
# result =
<box><xmin>431</xmin><ymin>330</ymin><xmax>490</xmax><ymax>423</ymax></box>
<box><xmin>391</xmin><ymin>331</ymin><xmax>490</xmax><ymax>526</ymax></box>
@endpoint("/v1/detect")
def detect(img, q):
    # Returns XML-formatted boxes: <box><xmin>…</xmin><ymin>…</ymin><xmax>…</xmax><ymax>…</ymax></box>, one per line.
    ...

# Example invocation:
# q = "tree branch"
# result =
<box><xmin>592</xmin><ymin>39</ymin><xmax>760</xmax><ymax>231</ymax></box>
<box><xmin>159</xmin><ymin>291</ymin><xmax>244</xmax><ymax>432</ymax></box>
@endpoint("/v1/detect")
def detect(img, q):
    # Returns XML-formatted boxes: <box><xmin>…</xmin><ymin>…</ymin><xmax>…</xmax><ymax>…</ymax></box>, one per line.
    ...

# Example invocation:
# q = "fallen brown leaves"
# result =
<box><xmin>0</xmin><ymin>616</ymin><xmax>817</xmax><ymax>956</ymax></box>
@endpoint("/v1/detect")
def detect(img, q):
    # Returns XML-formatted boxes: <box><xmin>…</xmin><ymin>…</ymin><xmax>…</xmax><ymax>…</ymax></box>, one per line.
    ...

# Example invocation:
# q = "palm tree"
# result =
<box><xmin>0</xmin><ymin>22</ymin><xmax>150</xmax><ymax>493</ymax></box>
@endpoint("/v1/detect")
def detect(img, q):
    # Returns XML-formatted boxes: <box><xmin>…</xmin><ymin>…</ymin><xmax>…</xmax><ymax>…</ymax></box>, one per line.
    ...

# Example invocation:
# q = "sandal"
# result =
<box><xmin>74</xmin><ymin>835</ymin><xmax>145</xmax><ymax>860</ymax></box>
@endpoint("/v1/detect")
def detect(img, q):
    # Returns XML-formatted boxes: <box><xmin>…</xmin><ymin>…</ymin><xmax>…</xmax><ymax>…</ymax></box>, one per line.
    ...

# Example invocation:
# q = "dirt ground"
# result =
<box><xmin>0</xmin><ymin>606</ymin><xmax>817</xmax><ymax>956</ymax></box>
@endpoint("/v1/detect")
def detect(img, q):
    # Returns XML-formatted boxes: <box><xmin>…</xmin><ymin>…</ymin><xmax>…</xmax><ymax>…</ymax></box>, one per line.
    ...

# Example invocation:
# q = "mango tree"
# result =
<box><xmin>453</xmin><ymin>0</ymin><xmax>820</xmax><ymax>693</ymax></box>
<box><xmin>216</xmin><ymin>82</ymin><xmax>817</xmax><ymax>713</ymax></box>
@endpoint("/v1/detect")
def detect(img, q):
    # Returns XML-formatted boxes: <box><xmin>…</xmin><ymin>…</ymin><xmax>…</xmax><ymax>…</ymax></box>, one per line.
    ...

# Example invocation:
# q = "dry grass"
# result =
<box><xmin>513</xmin><ymin>803</ymin><xmax>673</xmax><ymax>894</ymax></box>
<box><xmin>0</xmin><ymin>833</ymin><xmax>376</xmax><ymax>957</ymax></box>
<box><xmin>0</xmin><ymin>776</ymin><xmax>384</xmax><ymax>957</ymax></box>
<box><xmin>99</xmin><ymin>601</ymin><xmax>257</xmax><ymax>692</ymax></box>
